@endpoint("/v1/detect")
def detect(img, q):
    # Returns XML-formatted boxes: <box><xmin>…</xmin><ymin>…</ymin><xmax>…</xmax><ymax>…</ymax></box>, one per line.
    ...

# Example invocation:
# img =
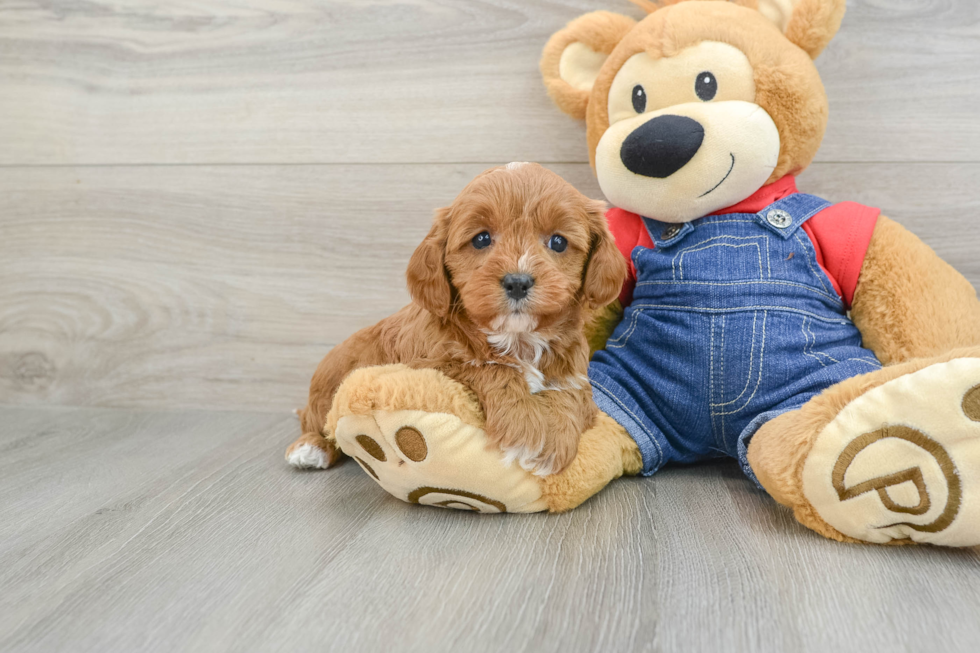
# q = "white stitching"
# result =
<box><xmin>698</xmin><ymin>219</ymin><xmax>758</xmax><ymax>226</ymax></box>
<box><xmin>713</xmin><ymin>311</ymin><xmax>768</xmax><ymax>418</ymax></box>
<box><xmin>765</xmin><ymin>237</ymin><xmax>772</xmax><ymax>278</ymax></box>
<box><xmin>794</xmin><ymin>233</ymin><xmax>834</xmax><ymax>296</ymax></box>
<box><xmin>800</xmin><ymin>317</ymin><xmax>828</xmax><ymax>368</ymax></box>
<box><xmin>713</xmin><ymin>312</ymin><xmax>758</xmax><ymax>409</ymax></box>
<box><xmin>606</xmin><ymin>309</ymin><xmax>642</xmax><ymax>349</ymax></box>
<box><xmin>627</xmin><ymin>303</ymin><xmax>850</xmax><ymax>325</ymax></box>
<box><xmin>807</xmin><ymin>318</ymin><xmax>840</xmax><ymax>364</ymax></box>
<box><xmin>634</xmin><ymin>279</ymin><xmax>843</xmax><ymax>304</ymax></box>
<box><xmin>799</xmin><ymin>316</ymin><xmax>881</xmax><ymax>369</ymax></box>
<box><xmin>674</xmin><ymin>237</ymin><xmax>765</xmax><ymax>281</ymax></box>
<box><xmin>709</xmin><ymin>315</ymin><xmax>717</xmax><ymax>441</ymax></box>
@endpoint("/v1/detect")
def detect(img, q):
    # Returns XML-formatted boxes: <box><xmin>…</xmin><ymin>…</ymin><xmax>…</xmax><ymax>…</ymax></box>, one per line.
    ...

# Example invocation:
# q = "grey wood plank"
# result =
<box><xmin>0</xmin><ymin>162</ymin><xmax>599</xmax><ymax>412</ymax></box>
<box><xmin>1</xmin><ymin>406</ymin><xmax>978</xmax><ymax>653</ymax></box>
<box><xmin>1</xmin><ymin>162</ymin><xmax>978</xmax><ymax>413</ymax></box>
<box><xmin>0</xmin><ymin>0</ymin><xmax>978</xmax><ymax>166</ymax></box>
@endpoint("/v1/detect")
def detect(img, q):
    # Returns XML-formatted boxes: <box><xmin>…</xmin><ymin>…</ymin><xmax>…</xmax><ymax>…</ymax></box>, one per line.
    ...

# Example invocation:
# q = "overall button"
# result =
<box><xmin>662</xmin><ymin>225</ymin><xmax>681</xmax><ymax>240</ymax></box>
<box><xmin>767</xmin><ymin>209</ymin><xmax>793</xmax><ymax>229</ymax></box>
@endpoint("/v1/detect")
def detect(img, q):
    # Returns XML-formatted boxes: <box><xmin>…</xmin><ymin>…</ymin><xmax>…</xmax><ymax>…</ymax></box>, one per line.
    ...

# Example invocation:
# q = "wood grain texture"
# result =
<box><xmin>3</xmin><ymin>1</ymin><xmax>980</xmax><ymax>650</ymax></box>
<box><xmin>1</xmin><ymin>162</ymin><xmax>978</xmax><ymax>412</ymax></box>
<box><xmin>1</xmin><ymin>406</ymin><xmax>978</xmax><ymax>653</ymax></box>
<box><xmin>1</xmin><ymin>0</ymin><xmax>978</xmax><ymax>165</ymax></box>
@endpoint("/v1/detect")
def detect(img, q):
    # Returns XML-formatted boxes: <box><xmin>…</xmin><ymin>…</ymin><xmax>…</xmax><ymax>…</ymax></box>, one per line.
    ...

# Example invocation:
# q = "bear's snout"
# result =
<box><xmin>620</xmin><ymin>115</ymin><xmax>704</xmax><ymax>178</ymax></box>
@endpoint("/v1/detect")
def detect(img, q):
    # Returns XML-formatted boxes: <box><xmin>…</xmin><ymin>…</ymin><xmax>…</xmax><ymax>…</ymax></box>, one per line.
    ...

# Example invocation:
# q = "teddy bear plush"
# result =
<box><xmin>312</xmin><ymin>0</ymin><xmax>980</xmax><ymax>547</ymax></box>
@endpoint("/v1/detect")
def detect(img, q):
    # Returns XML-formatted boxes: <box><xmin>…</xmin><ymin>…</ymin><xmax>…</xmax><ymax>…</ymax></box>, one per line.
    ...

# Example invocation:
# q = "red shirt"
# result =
<box><xmin>605</xmin><ymin>176</ymin><xmax>880</xmax><ymax>308</ymax></box>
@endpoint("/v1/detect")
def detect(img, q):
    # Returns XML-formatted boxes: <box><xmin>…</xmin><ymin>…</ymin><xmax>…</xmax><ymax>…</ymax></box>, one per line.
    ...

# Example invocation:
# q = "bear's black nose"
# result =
<box><xmin>620</xmin><ymin>115</ymin><xmax>705</xmax><ymax>178</ymax></box>
<box><xmin>501</xmin><ymin>274</ymin><xmax>534</xmax><ymax>301</ymax></box>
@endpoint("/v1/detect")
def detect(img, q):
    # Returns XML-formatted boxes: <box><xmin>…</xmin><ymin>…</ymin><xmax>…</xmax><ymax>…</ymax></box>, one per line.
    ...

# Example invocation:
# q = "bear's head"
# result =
<box><xmin>541</xmin><ymin>0</ymin><xmax>846</xmax><ymax>223</ymax></box>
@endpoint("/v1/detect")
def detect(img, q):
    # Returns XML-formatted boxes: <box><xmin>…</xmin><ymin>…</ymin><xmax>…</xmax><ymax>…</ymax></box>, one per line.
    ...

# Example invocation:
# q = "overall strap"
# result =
<box><xmin>752</xmin><ymin>193</ymin><xmax>832</xmax><ymax>239</ymax></box>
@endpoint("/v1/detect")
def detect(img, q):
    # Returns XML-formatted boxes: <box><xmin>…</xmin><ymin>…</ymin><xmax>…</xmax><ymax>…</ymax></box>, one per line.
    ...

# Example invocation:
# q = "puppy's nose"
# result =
<box><xmin>501</xmin><ymin>273</ymin><xmax>535</xmax><ymax>301</ymax></box>
<box><xmin>620</xmin><ymin>115</ymin><xmax>704</xmax><ymax>178</ymax></box>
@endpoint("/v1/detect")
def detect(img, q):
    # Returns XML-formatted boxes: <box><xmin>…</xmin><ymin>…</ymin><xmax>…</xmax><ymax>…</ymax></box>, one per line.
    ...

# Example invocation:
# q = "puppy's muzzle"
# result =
<box><xmin>501</xmin><ymin>273</ymin><xmax>535</xmax><ymax>301</ymax></box>
<box><xmin>620</xmin><ymin>114</ymin><xmax>704</xmax><ymax>178</ymax></box>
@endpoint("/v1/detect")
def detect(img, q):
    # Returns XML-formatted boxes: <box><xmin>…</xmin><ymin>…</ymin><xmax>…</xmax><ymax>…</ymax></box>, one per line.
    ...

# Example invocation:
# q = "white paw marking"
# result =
<box><xmin>287</xmin><ymin>443</ymin><xmax>329</xmax><ymax>469</ymax></box>
<box><xmin>501</xmin><ymin>442</ymin><xmax>557</xmax><ymax>476</ymax></box>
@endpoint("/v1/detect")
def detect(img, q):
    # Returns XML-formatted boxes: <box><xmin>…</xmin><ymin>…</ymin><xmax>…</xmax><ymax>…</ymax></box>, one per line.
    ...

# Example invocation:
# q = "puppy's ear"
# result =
<box><xmin>756</xmin><ymin>0</ymin><xmax>846</xmax><ymax>59</ymax></box>
<box><xmin>540</xmin><ymin>11</ymin><xmax>637</xmax><ymax>120</ymax></box>
<box><xmin>407</xmin><ymin>207</ymin><xmax>453</xmax><ymax>319</ymax></box>
<box><xmin>582</xmin><ymin>200</ymin><xmax>627</xmax><ymax>309</ymax></box>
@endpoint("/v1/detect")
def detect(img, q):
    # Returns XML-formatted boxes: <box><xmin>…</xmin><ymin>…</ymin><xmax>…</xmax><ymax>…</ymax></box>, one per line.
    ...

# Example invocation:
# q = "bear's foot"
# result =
<box><xmin>328</xmin><ymin>365</ymin><xmax>549</xmax><ymax>513</ymax></box>
<box><xmin>325</xmin><ymin>364</ymin><xmax>642</xmax><ymax>514</ymax></box>
<box><xmin>802</xmin><ymin>357</ymin><xmax>980</xmax><ymax>545</ymax></box>
<box><xmin>752</xmin><ymin>351</ymin><xmax>980</xmax><ymax>546</ymax></box>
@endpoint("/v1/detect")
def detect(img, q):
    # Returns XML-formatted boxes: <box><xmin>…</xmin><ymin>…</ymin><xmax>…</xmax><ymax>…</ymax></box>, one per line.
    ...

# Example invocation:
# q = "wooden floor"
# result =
<box><xmin>2</xmin><ymin>1</ymin><xmax>980</xmax><ymax>651</ymax></box>
<box><xmin>2</xmin><ymin>406</ymin><xmax>979</xmax><ymax>653</ymax></box>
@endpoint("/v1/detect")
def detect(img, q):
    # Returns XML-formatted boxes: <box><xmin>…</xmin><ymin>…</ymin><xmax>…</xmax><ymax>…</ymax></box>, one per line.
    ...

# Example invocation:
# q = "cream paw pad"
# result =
<box><xmin>334</xmin><ymin>409</ymin><xmax>548</xmax><ymax>513</ymax></box>
<box><xmin>803</xmin><ymin>358</ymin><xmax>980</xmax><ymax>546</ymax></box>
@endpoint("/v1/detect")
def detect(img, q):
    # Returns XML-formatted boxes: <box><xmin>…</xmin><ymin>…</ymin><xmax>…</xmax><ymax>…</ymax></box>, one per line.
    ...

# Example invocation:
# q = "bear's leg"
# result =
<box><xmin>325</xmin><ymin>364</ymin><xmax>641</xmax><ymax>513</ymax></box>
<box><xmin>748</xmin><ymin>346</ymin><xmax>980</xmax><ymax>546</ymax></box>
<box><xmin>541</xmin><ymin>412</ymin><xmax>642</xmax><ymax>512</ymax></box>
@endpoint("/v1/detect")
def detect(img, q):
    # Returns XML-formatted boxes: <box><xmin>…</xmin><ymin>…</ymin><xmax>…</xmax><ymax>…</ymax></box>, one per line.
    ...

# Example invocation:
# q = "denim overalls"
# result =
<box><xmin>588</xmin><ymin>193</ymin><xmax>882</xmax><ymax>483</ymax></box>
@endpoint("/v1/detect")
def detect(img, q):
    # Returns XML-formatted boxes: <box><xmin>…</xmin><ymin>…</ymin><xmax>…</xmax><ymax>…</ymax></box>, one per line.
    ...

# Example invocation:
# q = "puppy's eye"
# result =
<box><xmin>631</xmin><ymin>85</ymin><xmax>647</xmax><ymax>113</ymax></box>
<box><xmin>695</xmin><ymin>72</ymin><xmax>717</xmax><ymax>101</ymax></box>
<box><xmin>547</xmin><ymin>234</ymin><xmax>568</xmax><ymax>253</ymax></box>
<box><xmin>471</xmin><ymin>231</ymin><xmax>492</xmax><ymax>250</ymax></box>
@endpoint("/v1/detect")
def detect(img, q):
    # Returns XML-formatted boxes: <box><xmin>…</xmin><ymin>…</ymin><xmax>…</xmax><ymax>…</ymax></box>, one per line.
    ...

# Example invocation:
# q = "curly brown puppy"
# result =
<box><xmin>286</xmin><ymin>162</ymin><xmax>626</xmax><ymax>475</ymax></box>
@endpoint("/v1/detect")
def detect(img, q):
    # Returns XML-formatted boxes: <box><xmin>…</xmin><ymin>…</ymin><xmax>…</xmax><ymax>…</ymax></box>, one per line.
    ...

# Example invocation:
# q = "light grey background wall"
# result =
<box><xmin>3</xmin><ymin>4</ymin><xmax>980</xmax><ymax>653</ymax></box>
<box><xmin>2</xmin><ymin>0</ymin><xmax>978</xmax><ymax>414</ymax></box>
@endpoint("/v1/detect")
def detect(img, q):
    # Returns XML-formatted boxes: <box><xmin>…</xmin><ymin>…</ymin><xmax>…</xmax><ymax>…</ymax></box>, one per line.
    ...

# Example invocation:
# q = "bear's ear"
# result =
<box><xmin>540</xmin><ymin>11</ymin><xmax>637</xmax><ymax>120</ymax></box>
<box><xmin>756</xmin><ymin>0</ymin><xmax>847</xmax><ymax>59</ymax></box>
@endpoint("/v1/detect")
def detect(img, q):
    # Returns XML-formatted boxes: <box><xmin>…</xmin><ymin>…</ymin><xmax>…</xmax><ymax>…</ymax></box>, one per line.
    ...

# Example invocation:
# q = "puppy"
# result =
<box><xmin>286</xmin><ymin>162</ymin><xmax>626</xmax><ymax>475</ymax></box>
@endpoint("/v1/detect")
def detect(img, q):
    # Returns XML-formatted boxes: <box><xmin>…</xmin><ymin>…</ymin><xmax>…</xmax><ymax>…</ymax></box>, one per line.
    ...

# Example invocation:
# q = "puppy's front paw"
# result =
<box><xmin>499</xmin><ymin>427</ymin><xmax>579</xmax><ymax>477</ymax></box>
<box><xmin>500</xmin><ymin>445</ymin><xmax>558</xmax><ymax>477</ymax></box>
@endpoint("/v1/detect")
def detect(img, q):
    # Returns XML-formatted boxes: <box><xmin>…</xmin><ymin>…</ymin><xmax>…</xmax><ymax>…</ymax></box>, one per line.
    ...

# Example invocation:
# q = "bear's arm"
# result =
<box><xmin>585</xmin><ymin>207</ymin><xmax>648</xmax><ymax>356</ymax></box>
<box><xmin>584</xmin><ymin>299</ymin><xmax>624</xmax><ymax>358</ymax></box>
<box><xmin>604</xmin><ymin>207</ymin><xmax>645</xmax><ymax>306</ymax></box>
<box><xmin>851</xmin><ymin>215</ymin><xmax>980</xmax><ymax>365</ymax></box>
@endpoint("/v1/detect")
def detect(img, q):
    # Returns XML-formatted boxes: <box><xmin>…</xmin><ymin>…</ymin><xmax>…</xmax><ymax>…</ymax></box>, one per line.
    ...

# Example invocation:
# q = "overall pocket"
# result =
<box><xmin>709</xmin><ymin>310</ymin><xmax>768</xmax><ymax>450</ymax></box>
<box><xmin>606</xmin><ymin>307</ymin><xmax>644</xmax><ymax>349</ymax></box>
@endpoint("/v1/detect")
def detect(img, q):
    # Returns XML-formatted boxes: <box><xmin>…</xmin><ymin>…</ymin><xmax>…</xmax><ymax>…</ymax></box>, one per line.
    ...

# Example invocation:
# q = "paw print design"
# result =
<box><xmin>803</xmin><ymin>358</ymin><xmax>980</xmax><ymax>546</ymax></box>
<box><xmin>333</xmin><ymin>409</ymin><xmax>548</xmax><ymax>514</ymax></box>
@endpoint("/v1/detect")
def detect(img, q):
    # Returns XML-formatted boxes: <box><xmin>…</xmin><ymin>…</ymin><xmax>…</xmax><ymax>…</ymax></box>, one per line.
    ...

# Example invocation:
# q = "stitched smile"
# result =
<box><xmin>699</xmin><ymin>153</ymin><xmax>735</xmax><ymax>198</ymax></box>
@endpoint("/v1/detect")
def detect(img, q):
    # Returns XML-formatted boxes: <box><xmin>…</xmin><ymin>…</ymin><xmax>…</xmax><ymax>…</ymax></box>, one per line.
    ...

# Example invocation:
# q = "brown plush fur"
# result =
<box><xmin>783</xmin><ymin>0</ymin><xmax>847</xmax><ymax>59</ymax></box>
<box><xmin>323</xmin><ymin>364</ymin><xmax>487</xmax><ymax>437</ymax></box>
<box><xmin>540</xmin><ymin>11</ymin><xmax>637</xmax><ymax>121</ymax></box>
<box><xmin>541</xmin><ymin>1</ymin><xmax>836</xmax><ymax>181</ymax></box>
<box><xmin>585</xmin><ymin>299</ymin><xmax>625</xmax><ymax>357</ymax></box>
<box><xmin>323</xmin><ymin>363</ymin><xmax>642</xmax><ymax>513</ymax></box>
<box><xmin>747</xmin><ymin>215</ymin><xmax>980</xmax><ymax>543</ymax></box>
<box><xmin>541</xmin><ymin>411</ymin><xmax>643</xmax><ymax>512</ymax></box>
<box><xmin>291</xmin><ymin>163</ymin><xmax>626</xmax><ymax>475</ymax></box>
<box><xmin>851</xmin><ymin>216</ymin><xmax>980</xmax><ymax>366</ymax></box>
<box><xmin>629</xmin><ymin>0</ymin><xmax>846</xmax><ymax>59</ymax></box>
<box><xmin>538</xmin><ymin>0</ymin><xmax>980</xmax><ymax>543</ymax></box>
<box><xmin>748</xmin><ymin>345</ymin><xmax>980</xmax><ymax>543</ymax></box>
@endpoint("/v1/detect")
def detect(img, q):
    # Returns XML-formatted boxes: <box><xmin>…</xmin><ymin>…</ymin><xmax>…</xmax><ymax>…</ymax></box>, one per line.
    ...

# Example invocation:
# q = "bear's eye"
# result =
<box><xmin>471</xmin><ymin>231</ymin><xmax>492</xmax><ymax>250</ymax></box>
<box><xmin>631</xmin><ymin>85</ymin><xmax>647</xmax><ymax>113</ymax></box>
<box><xmin>695</xmin><ymin>72</ymin><xmax>717</xmax><ymax>101</ymax></box>
<box><xmin>547</xmin><ymin>234</ymin><xmax>568</xmax><ymax>253</ymax></box>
